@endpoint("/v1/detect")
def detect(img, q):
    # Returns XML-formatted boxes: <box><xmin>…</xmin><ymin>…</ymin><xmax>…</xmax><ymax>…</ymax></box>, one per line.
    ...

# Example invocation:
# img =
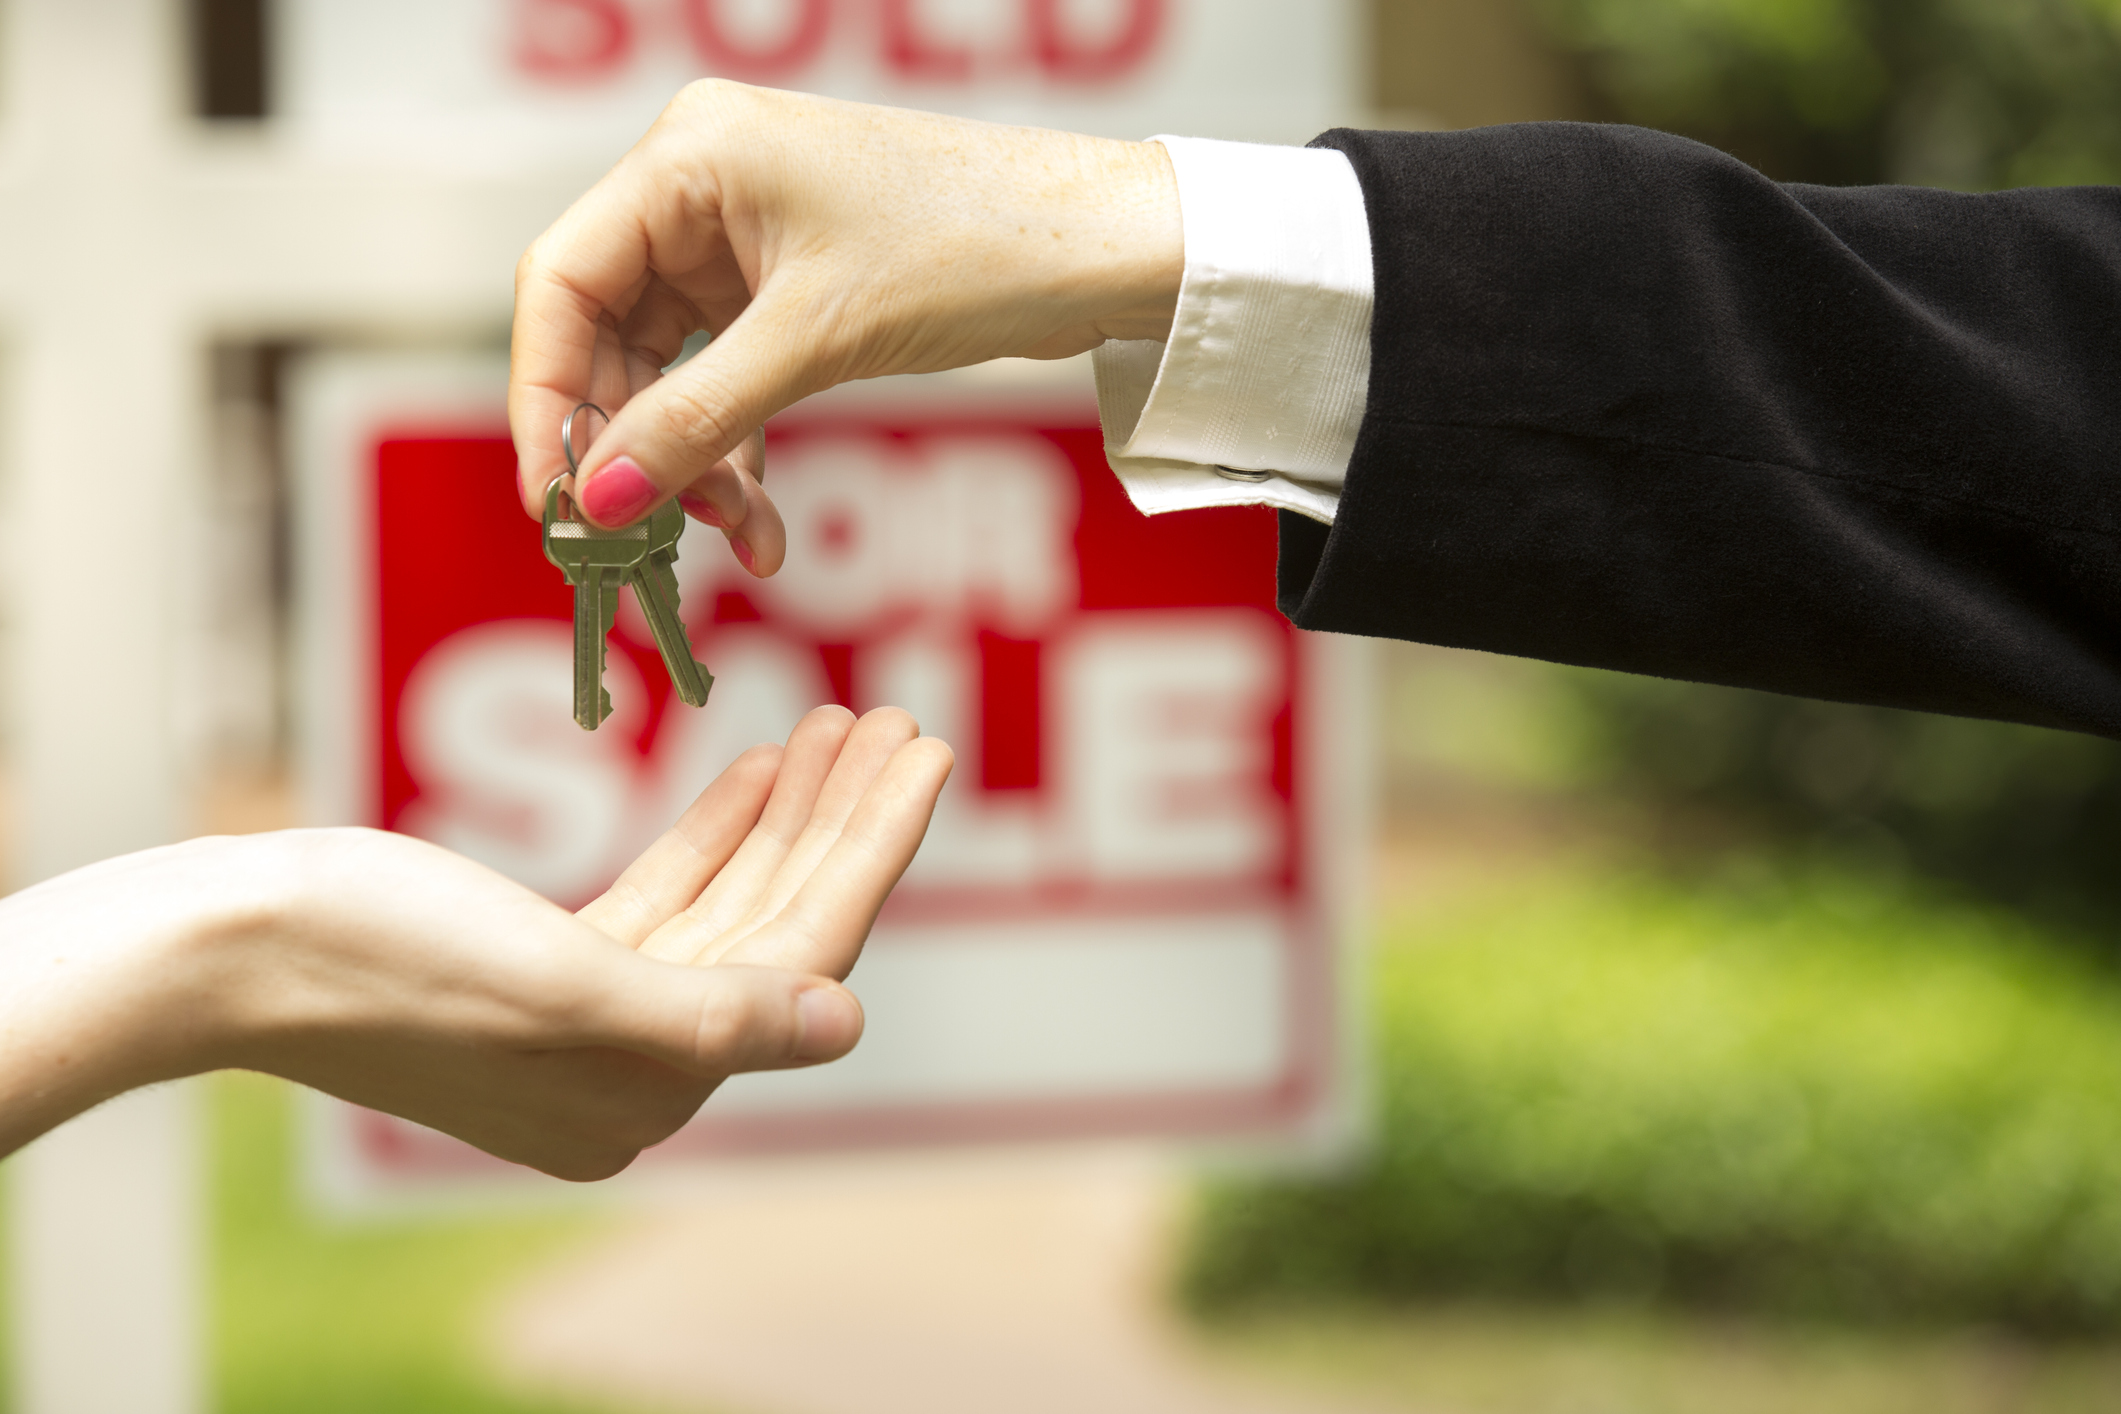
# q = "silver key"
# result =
<box><xmin>543</xmin><ymin>476</ymin><xmax>651</xmax><ymax>730</ymax></box>
<box><xmin>543</xmin><ymin>402</ymin><xmax>717</xmax><ymax>728</ymax></box>
<box><xmin>626</xmin><ymin>502</ymin><xmax>715</xmax><ymax>708</ymax></box>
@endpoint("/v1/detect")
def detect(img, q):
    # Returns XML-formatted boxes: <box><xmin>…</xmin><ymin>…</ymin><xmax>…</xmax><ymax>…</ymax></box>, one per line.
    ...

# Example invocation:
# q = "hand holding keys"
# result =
<box><xmin>543</xmin><ymin>404</ymin><xmax>714</xmax><ymax>730</ymax></box>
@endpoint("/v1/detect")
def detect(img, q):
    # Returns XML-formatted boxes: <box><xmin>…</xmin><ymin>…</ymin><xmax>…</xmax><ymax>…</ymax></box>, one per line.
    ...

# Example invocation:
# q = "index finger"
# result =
<box><xmin>509</xmin><ymin>199</ymin><xmax>640</xmax><ymax>515</ymax></box>
<box><xmin>713</xmin><ymin>735</ymin><xmax>955</xmax><ymax>979</ymax></box>
<box><xmin>575</xmin><ymin>742</ymin><xmax>781</xmax><ymax>948</ymax></box>
<box><xmin>508</xmin><ymin>150</ymin><xmax>730</xmax><ymax>517</ymax></box>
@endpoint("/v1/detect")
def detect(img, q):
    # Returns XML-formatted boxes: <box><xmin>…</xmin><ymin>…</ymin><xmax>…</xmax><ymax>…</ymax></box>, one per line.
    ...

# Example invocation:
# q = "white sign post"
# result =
<box><xmin>0</xmin><ymin>8</ymin><xmax>588</xmax><ymax>1412</ymax></box>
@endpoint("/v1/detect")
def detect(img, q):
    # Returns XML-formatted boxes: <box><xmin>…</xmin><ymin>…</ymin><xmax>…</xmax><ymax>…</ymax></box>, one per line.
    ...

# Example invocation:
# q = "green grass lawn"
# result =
<box><xmin>1198</xmin><ymin>1302</ymin><xmax>2121</xmax><ymax>1414</ymax></box>
<box><xmin>211</xmin><ymin>1073</ymin><xmax>637</xmax><ymax>1414</ymax></box>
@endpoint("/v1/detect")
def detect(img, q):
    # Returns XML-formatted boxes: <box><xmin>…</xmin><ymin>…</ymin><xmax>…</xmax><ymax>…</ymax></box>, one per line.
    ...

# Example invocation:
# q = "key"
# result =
<box><xmin>626</xmin><ymin>502</ymin><xmax>715</xmax><ymax>708</ymax></box>
<box><xmin>543</xmin><ymin>476</ymin><xmax>652</xmax><ymax>730</ymax></box>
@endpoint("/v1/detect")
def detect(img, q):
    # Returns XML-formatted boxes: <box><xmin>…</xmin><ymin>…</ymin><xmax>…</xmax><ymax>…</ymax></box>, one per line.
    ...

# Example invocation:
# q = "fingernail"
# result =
<box><xmin>678</xmin><ymin>490</ymin><xmax>727</xmax><ymax>527</ymax></box>
<box><xmin>794</xmin><ymin>988</ymin><xmax>862</xmax><ymax>1060</ymax></box>
<box><xmin>730</xmin><ymin>536</ymin><xmax>758</xmax><ymax>574</ymax></box>
<box><xmin>581</xmin><ymin>456</ymin><xmax>657</xmax><ymax>526</ymax></box>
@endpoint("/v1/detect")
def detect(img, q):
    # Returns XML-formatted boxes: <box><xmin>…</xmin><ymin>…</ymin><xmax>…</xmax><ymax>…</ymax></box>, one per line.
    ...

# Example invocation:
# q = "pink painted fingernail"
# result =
<box><xmin>730</xmin><ymin>536</ymin><xmax>758</xmax><ymax>574</ymax></box>
<box><xmin>581</xmin><ymin>456</ymin><xmax>656</xmax><ymax>526</ymax></box>
<box><xmin>794</xmin><ymin>988</ymin><xmax>862</xmax><ymax>1060</ymax></box>
<box><xmin>678</xmin><ymin>490</ymin><xmax>727</xmax><ymax>527</ymax></box>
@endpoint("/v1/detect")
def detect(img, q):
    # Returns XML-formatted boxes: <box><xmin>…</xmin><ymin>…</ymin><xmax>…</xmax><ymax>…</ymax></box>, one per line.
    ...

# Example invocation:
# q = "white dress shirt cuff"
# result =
<box><xmin>1093</xmin><ymin>135</ymin><xmax>1373</xmax><ymax>526</ymax></box>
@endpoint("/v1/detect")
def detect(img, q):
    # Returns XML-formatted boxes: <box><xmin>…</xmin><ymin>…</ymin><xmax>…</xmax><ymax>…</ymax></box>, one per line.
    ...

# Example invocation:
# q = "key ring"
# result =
<box><xmin>562</xmin><ymin>401</ymin><xmax>610</xmax><ymax>477</ymax></box>
<box><xmin>536</xmin><ymin>402</ymin><xmax>606</xmax><ymax>516</ymax></box>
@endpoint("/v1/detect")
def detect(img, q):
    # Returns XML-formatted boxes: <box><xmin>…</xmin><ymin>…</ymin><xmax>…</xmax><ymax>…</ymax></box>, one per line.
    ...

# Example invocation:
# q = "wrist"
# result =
<box><xmin>1081</xmin><ymin>137</ymin><xmax>1184</xmax><ymax>342</ymax></box>
<box><xmin>992</xmin><ymin>128</ymin><xmax>1182</xmax><ymax>357</ymax></box>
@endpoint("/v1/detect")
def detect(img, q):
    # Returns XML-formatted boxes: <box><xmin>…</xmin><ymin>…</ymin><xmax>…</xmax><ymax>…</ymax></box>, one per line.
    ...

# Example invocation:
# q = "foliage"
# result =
<box><xmin>212</xmin><ymin>1075</ymin><xmax>632</xmax><ymax>1414</ymax></box>
<box><xmin>1554</xmin><ymin>671</ymin><xmax>2121</xmax><ymax>933</ymax></box>
<box><xmin>1535</xmin><ymin>0</ymin><xmax>2121</xmax><ymax>187</ymax></box>
<box><xmin>1184</xmin><ymin>872</ymin><xmax>2121</xmax><ymax>1331</ymax></box>
<box><xmin>1508</xmin><ymin>0</ymin><xmax>2121</xmax><ymax>922</ymax></box>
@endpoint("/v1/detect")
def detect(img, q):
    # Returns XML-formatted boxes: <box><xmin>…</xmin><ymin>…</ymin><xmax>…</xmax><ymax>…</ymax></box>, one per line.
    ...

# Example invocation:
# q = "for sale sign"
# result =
<box><xmin>292</xmin><ymin>353</ymin><xmax>1360</xmax><ymax>1199</ymax></box>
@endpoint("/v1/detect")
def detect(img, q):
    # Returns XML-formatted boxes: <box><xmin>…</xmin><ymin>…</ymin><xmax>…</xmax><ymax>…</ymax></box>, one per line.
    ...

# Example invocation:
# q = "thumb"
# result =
<box><xmin>572</xmin><ymin>296</ymin><xmax>824</xmax><ymax>529</ymax></box>
<box><xmin>569</xmin><ymin>953</ymin><xmax>865</xmax><ymax>1075</ymax></box>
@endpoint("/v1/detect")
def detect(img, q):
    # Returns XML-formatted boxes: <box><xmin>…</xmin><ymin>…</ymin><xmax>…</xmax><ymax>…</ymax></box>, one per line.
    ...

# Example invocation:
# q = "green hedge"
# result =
<box><xmin>1184</xmin><ymin>872</ymin><xmax>2121</xmax><ymax>1331</ymax></box>
<box><xmin>1553</xmin><ymin>672</ymin><xmax>2121</xmax><ymax>934</ymax></box>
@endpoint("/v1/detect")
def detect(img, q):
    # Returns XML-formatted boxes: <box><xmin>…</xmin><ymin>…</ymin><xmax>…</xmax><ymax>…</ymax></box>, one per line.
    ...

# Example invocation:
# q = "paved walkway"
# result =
<box><xmin>484</xmin><ymin>1149</ymin><xmax>1405</xmax><ymax>1414</ymax></box>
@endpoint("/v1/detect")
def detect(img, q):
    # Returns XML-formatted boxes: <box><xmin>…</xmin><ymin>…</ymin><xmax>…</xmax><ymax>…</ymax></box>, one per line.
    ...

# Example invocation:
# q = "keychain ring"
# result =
<box><xmin>561</xmin><ymin>402</ymin><xmax>610</xmax><ymax>478</ymax></box>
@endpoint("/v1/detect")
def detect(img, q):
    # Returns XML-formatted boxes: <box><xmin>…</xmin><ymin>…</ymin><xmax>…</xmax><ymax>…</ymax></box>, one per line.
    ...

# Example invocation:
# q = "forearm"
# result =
<box><xmin>0</xmin><ymin>838</ymin><xmax>263</xmax><ymax>1156</ymax></box>
<box><xmin>0</xmin><ymin>713</ymin><xmax>923</xmax><ymax>1180</ymax></box>
<box><xmin>1289</xmin><ymin>122</ymin><xmax>2121</xmax><ymax>738</ymax></box>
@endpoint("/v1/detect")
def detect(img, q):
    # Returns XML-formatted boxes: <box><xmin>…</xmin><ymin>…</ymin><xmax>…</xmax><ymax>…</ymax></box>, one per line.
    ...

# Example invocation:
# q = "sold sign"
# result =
<box><xmin>514</xmin><ymin>0</ymin><xmax>1166</xmax><ymax>86</ymax></box>
<box><xmin>292</xmin><ymin>355</ymin><xmax>1357</xmax><ymax>1196</ymax></box>
<box><xmin>275</xmin><ymin>0</ymin><xmax>1357</xmax><ymax>159</ymax></box>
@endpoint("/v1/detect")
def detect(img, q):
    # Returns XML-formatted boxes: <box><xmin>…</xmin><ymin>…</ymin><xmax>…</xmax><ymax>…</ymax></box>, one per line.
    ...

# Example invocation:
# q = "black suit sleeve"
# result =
<box><xmin>1279</xmin><ymin>122</ymin><xmax>2121</xmax><ymax>739</ymax></box>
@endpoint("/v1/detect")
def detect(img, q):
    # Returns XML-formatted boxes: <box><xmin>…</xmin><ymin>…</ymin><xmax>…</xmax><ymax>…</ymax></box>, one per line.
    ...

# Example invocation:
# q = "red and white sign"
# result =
<box><xmin>292</xmin><ymin>354</ymin><xmax>1361</xmax><ymax>1200</ymax></box>
<box><xmin>275</xmin><ymin>0</ymin><xmax>1360</xmax><ymax>161</ymax></box>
